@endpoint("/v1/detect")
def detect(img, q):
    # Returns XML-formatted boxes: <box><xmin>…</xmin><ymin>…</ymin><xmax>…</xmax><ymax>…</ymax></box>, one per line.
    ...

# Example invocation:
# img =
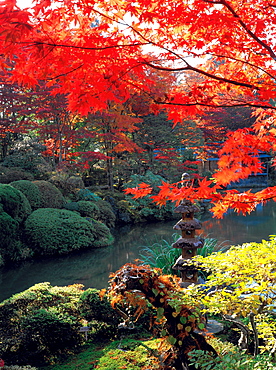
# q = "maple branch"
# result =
<box><xmin>19</xmin><ymin>41</ymin><xmax>151</xmax><ymax>51</ymax></box>
<box><xmin>205</xmin><ymin>52</ymin><xmax>276</xmax><ymax>83</ymax></box>
<box><xmin>47</xmin><ymin>63</ymin><xmax>84</xmax><ymax>81</ymax></box>
<box><xmin>144</xmin><ymin>60</ymin><xmax>258</xmax><ymax>90</ymax></box>
<box><xmin>153</xmin><ymin>100</ymin><xmax>276</xmax><ymax>110</ymax></box>
<box><xmin>220</xmin><ymin>0</ymin><xmax>276</xmax><ymax>61</ymax></box>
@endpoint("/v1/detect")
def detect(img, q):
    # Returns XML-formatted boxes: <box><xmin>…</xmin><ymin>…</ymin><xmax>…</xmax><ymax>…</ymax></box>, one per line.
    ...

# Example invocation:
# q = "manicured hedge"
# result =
<box><xmin>24</xmin><ymin>208</ymin><xmax>113</xmax><ymax>255</ymax></box>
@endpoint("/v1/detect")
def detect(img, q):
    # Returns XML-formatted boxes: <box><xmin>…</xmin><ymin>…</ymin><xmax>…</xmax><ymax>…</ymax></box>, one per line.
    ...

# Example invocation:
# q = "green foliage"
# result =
<box><xmin>182</xmin><ymin>236</ymin><xmax>276</xmax><ymax>354</ymax></box>
<box><xmin>4</xmin><ymin>366</ymin><xmax>37</xmax><ymax>370</ymax></box>
<box><xmin>2</xmin><ymin>151</ymin><xmax>51</xmax><ymax>179</ymax></box>
<box><xmin>123</xmin><ymin>171</ymin><xmax>175</xmax><ymax>222</ymax></box>
<box><xmin>89</xmin><ymin>218</ymin><xmax>114</xmax><ymax>247</ymax></box>
<box><xmin>79</xmin><ymin>288</ymin><xmax>120</xmax><ymax>337</ymax></box>
<box><xmin>24</xmin><ymin>208</ymin><xmax>113</xmax><ymax>256</ymax></box>
<box><xmin>76</xmin><ymin>188</ymin><xmax>101</xmax><ymax>202</ymax></box>
<box><xmin>93</xmin><ymin>199</ymin><xmax>116</xmax><ymax>228</ymax></box>
<box><xmin>64</xmin><ymin>200</ymin><xmax>101</xmax><ymax>223</ymax></box>
<box><xmin>139</xmin><ymin>234</ymin><xmax>180</xmax><ymax>274</ymax></box>
<box><xmin>188</xmin><ymin>348</ymin><xmax>275</xmax><ymax>370</ymax></box>
<box><xmin>116</xmin><ymin>199</ymin><xmax>140</xmax><ymax>223</ymax></box>
<box><xmin>0</xmin><ymin>184</ymin><xmax>31</xmax><ymax>223</ymax></box>
<box><xmin>75</xmin><ymin>189</ymin><xmax>116</xmax><ymax>227</ymax></box>
<box><xmin>10</xmin><ymin>180</ymin><xmax>42</xmax><ymax>210</ymax></box>
<box><xmin>33</xmin><ymin>181</ymin><xmax>65</xmax><ymax>209</ymax></box>
<box><xmin>49</xmin><ymin>174</ymin><xmax>85</xmax><ymax>197</ymax></box>
<box><xmin>0</xmin><ymin>283</ymin><xmax>84</xmax><ymax>366</ymax></box>
<box><xmin>193</xmin><ymin>237</ymin><xmax>276</xmax><ymax>318</ymax></box>
<box><xmin>98</xmin><ymin>192</ymin><xmax>140</xmax><ymax>224</ymax></box>
<box><xmin>0</xmin><ymin>166</ymin><xmax>34</xmax><ymax>183</ymax></box>
<box><xmin>0</xmin><ymin>211</ymin><xmax>23</xmax><ymax>261</ymax></box>
<box><xmin>19</xmin><ymin>309</ymin><xmax>82</xmax><ymax>366</ymax></box>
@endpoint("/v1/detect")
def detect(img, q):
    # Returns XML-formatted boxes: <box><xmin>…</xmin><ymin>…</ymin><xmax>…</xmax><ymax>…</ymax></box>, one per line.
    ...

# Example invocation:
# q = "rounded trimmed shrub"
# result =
<box><xmin>24</xmin><ymin>208</ymin><xmax>113</xmax><ymax>255</ymax></box>
<box><xmin>0</xmin><ymin>211</ymin><xmax>20</xmax><ymax>260</ymax></box>
<box><xmin>32</xmin><ymin>180</ymin><xmax>65</xmax><ymax>209</ymax></box>
<box><xmin>0</xmin><ymin>184</ymin><xmax>31</xmax><ymax>223</ymax></box>
<box><xmin>76</xmin><ymin>200</ymin><xmax>100</xmax><ymax>217</ymax></box>
<box><xmin>10</xmin><ymin>180</ymin><xmax>41</xmax><ymax>210</ymax></box>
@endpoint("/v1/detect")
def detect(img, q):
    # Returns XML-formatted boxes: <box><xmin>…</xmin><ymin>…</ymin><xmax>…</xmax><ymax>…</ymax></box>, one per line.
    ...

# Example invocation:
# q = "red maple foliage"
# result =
<box><xmin>1</xmin><ymin>0</ymin><xmax>276</xmax><ymax>216</ymax></box>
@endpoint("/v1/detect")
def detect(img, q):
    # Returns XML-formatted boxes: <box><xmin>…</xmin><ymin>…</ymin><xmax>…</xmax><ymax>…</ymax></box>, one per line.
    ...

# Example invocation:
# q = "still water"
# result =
<box><xmin>1</xmin><ymin>201</ymin><xmax>276</xmax><ymax>302</ymax></box>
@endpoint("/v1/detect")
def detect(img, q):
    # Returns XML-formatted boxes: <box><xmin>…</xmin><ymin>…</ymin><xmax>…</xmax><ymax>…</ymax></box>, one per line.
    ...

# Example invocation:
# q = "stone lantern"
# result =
<box><xmin>172</xmin><ymin>177</ymin><xmax>204</xmax><ymax>287</ymax></box>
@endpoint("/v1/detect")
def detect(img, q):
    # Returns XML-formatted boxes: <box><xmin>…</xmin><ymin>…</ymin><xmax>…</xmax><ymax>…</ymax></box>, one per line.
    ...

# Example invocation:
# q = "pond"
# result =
<box><xmin>1</xmin><ymin>200</ymin><xmax>276</xmax><ymax>302</ymax></box>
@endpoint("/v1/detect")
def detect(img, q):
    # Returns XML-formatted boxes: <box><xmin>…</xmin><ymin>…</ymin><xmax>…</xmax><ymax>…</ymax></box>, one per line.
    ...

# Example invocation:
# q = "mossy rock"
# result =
<box><xmin>33</xmin><ymin>180</ymin><xmax>65</xmax><ymax>209</ymax></box>
<box><xmin>24</xmin><ymin>208</ymin><xmax>113</xmax><ymax>255</ymax></box>
<box><xmin>10</xmin><ymin>180</ymin><xmax>42</xmax><ymax>210</ymax></box>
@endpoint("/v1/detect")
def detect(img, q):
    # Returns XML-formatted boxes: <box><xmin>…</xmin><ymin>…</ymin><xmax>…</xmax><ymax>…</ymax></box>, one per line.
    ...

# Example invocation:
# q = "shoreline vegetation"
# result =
<box><xmin>1</xmin><ymin>236</ymin><xmax>276</xmax><ymax>369</ymax></box>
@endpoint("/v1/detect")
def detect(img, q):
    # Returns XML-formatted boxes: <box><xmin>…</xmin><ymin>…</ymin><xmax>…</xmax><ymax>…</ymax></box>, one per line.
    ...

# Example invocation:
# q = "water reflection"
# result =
<box><xmin>1</xmin><ymin>201</ymin><xmax>276</xmax><ymax>302</ymax></box>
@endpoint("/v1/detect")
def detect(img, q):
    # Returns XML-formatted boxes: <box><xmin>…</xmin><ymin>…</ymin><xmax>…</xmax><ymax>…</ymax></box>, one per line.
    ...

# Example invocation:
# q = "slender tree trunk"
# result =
<box><xmin>106</xmin><ymin>156</ymin><xmax>114</xmax><ymax>192</ymax></box>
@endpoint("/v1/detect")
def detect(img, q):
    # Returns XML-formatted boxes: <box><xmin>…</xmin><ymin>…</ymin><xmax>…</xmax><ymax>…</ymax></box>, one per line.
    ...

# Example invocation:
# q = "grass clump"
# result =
<box><xmin>139</xmin><ymin>233</ymin><xmax>229</xmax><ymax>275</ymax></box>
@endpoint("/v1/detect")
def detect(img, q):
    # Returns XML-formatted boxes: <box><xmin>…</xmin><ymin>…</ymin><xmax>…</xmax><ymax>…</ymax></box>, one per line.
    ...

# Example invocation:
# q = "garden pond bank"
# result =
<box><xmin>1</xmin><ymin>200</ymin><xmax>276</xmax><ymax>302</ymax></box>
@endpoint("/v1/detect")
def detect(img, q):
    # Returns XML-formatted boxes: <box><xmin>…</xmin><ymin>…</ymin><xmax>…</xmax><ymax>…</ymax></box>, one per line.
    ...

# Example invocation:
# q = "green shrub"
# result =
<box><xmin>93</xmin><ymin>199</ymin><xmax>116</xmax><ymax>228</ymax></box>
<box><xmin>0</xmin><ymin>211</ymin><xmax>23</xmax><ymax>261</ymax></box>
<box><xmin>0</xmin><ymin>283</ymin><xmax>130</xmax><ymax>367</ymax></box>
<box><xmin>89</xmin><ymin>219</ymin><xmax>114</xmax><ymax>247</ymax></box>
<box><xmin>116</xmin><ymin>199</ymin><xmax>140</xmax><ymax>224</ymax></box>
<box><xmin>18</xmin><ymin>309</ymin><xmax>82</xmax><ymax>366</ymax></box>
<box><xmin>24</xmin><ymin>208</ymin><xmax>113</xmax><ymax>255</ymax></box>
<box><xmin>33</xmin><ymin>180</ymin><xmax>65</xmax><ymax>209</ymax></box>
<box><xmin>64</xmin><ymin>200</ymin><xmax>100</xmax><ymax>219</ymax></box>
<box><xmin>63</xmin><ymin>201</ymin><xmax>79</xmax><ymax>212</ymax></box>
<box><xmin>188</xmin><ymin>348</ymin><xmax>275</xmax><ymax>370</ymax></box>
<box><xmin>10</xmin><ymin>180</ymin><xmax>41</xmax><ymax>210</ymax></box>
<box><xmin>2</xmin><ymin>151</ymin><xmax>51</xmax><ymax>179</ymax></box>
<box><xmin>49</xmin><ymin>174</ymin><xmax>85</xmax><ymax>197</ymax></box>
<box><xmin>0</xmin><ymin>184</ymin><xmax>31</xmax><ymax>223</ymax></box>
<box><xmin>75</xmin><ymin>190</ymin><xmax>116</xmax><ymax>228</ymax></box>
<box><xmin>0</xmin><ymin>283</ymin><xmax>84</xmax><ymax>367</ymax></box>
<box><xmin>0</xmin><ymin>166</ymin><xmax>34</xmax><ymax>183</ymax></box>
<box><xmin>77</xmin><ymin>200</ymin><xmax>100</xmax><ymax>217</ymax></box>
<box><xmin>76</xmin><ymin>189</ymin><xmax>101</xmax><ymax>202</ymax></box>
<box><xmin>79</xmin><ymin>288</ymin><xmax>118</xmax><ymax>323</ymax></box>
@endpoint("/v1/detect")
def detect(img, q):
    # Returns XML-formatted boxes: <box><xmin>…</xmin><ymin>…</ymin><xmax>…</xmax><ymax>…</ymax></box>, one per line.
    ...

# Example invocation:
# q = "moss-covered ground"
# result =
<box><xmin>42</xmin><ymin>338</ymin><xmax>160</xmax><ymax>370</ymax></box>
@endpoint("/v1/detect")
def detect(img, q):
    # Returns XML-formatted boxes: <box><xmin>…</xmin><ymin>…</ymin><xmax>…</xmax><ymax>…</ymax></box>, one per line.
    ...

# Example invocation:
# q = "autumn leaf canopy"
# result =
<box><xmin>1</xmin><ymin>0</ymin><xmax>276</xmax><ymax>217</ymax></box>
